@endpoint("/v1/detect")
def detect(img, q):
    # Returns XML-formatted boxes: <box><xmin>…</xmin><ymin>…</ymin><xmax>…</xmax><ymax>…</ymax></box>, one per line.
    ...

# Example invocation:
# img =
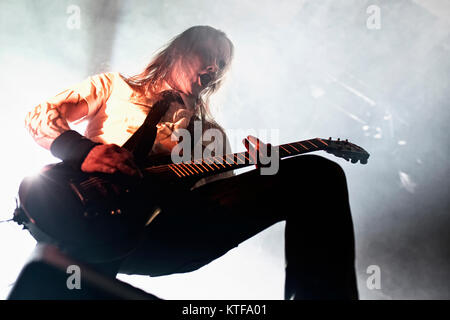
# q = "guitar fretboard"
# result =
<box><xmin>144</xmin><ymin>138</ymin><xmax>329</xmax><ymax>179</ymax></box>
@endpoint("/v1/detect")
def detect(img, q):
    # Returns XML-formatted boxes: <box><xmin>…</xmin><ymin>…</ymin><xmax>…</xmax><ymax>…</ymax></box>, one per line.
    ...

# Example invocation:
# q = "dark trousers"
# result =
<box><xmin>113</xmin><ymin>155</ymin><xmax>358</xmax><ymax>299</ymax></box>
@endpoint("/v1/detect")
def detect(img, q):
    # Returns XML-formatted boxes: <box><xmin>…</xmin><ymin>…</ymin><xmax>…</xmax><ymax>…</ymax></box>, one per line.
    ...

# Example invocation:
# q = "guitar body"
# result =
<box><xmin>17</xmin><ymin>163</ymin><xmax>172</xmax><ymax>263</ymax></box>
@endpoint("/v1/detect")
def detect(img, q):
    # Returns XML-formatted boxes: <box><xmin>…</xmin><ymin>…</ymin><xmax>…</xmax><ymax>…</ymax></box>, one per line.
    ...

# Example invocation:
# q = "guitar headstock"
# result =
<box><xmin>322</xmin><ymin>137</ymin><xmax>370</xmax><ymax>164</ymax></box>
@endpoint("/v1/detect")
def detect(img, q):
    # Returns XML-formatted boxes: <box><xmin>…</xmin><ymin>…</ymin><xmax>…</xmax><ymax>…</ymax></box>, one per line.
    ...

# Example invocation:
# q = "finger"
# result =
<box><xmin>114</xmin><ymin>149</ymin><xmax>143</xmax><ymax>177</ymax></box>
<box><xmin>243</xmin><ymin>138</ymin><xmax>257</xmax><ymax>165</ymax></box>
<box><xmin>124</xmin><ymin>158</ymin><xmax>141</xmax><ymax>174</ymax></box>
<box><xmin>100</xmin><ymin>165</ymin><xmax>119</xmax><ymax>174</ymax></box>
<box><xmin>98</xmin><ymin>156</ymin><xmax>138</xmax><ymax>176</ymax></box>
<box><xmin>243</xmin><ymin>138</ymin><xmax>255</xmax><ymax>154</ymax></box>
<box><xmin>105</xmin><ymin>144</ymin><xmax>125</xmax><ymax>154</ymax></box>
<box><xmin>116</xmin><ymin>162</ymin><xmax>138</xmax><ymax>176</ymax></box>
<box><xmin>115</xmin><ymin>149</ymin><xmax>141</xmax><ymax>172</ymax></box>
<box><xmin>82</xmin><ymin>146</ymin><xmax>123</xmax><ymax>174</ymax></box>
<box><xmin>247</xmin><ymin>135</ymin><xmax>265</xmax><ymax>151</ymax></box>
<box><xmin>174</xmin><ymin>109</ymin><xmax>194</xmax><ymax>122</ymax></box>
<box><xmin>112</xmin><ymin>146</ymin><xmax>138</xmax><ymax>164</ymax></box>
<box><xmin>157</xmin><ymin>123</ymin><xmax>173</xmax><ymax>136</ymax></box>
<box><xmin>101</xmin><ymin>149</ymin><xmax>128</xmax><ymax>163</ymax></box>
<box><xmin>247</xmin><ymin>136</ymin><xmax>263</xmax><ymax>167</ymax></box>
<box><xmin>81</xmin><ymin>161</ymin><xmax>118</xmax><ymax>174</ymax></box>
<box><xmin>174</xmin><ymin>117</ymin><xmax>190</xmax><ymax>129</ymax></box>
<box><xmin>115</xmin><ymin>146</ymin><xmax>134</xmax><ymax>159</ymax></box>
<box><xmin>102</xmin><ymin>147</ymin><xmax>137</xmax><ymax>168</ymax></box>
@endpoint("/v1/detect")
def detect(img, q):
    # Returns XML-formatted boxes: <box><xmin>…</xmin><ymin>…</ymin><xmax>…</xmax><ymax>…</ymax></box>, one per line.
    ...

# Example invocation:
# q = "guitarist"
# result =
<box><xmin>24</xmin><ymin>25</ymin><xmax>358</xmax><ymax>300</ymax></box>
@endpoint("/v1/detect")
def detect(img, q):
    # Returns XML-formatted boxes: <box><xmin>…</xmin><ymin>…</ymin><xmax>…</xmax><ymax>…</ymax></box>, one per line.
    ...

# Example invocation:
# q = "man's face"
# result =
<box><xmin>168</xmin><ymin>36</ymin><xmax>232</xmax><ymax>97</ymax></box>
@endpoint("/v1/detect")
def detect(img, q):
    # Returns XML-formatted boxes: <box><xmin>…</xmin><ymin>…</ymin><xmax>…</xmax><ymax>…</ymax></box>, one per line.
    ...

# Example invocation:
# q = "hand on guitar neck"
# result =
<box><xmin>242</xmin><ymin>135</ymin><xmax>274</xmax><ymax>169</ymax></box>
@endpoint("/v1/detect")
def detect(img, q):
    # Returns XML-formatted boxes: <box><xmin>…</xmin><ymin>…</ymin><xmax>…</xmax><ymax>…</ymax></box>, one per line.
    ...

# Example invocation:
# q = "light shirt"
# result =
<box><xmin>69</xmin><ymin>72</ymin><xmax>194</xmax><ymax>155</ymax></box>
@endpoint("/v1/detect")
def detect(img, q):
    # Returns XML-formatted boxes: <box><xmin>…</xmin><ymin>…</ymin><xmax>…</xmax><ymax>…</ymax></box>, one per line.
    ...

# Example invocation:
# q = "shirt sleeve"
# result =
<box><xmin>48</xmin><ymin>72</ymin><xmax>115</xmax><ymax>122</ymax></box>
<box><xmin>78</xmin><ymin>72</ymin><xmax>114</xmax><ymax>119</ymax></box>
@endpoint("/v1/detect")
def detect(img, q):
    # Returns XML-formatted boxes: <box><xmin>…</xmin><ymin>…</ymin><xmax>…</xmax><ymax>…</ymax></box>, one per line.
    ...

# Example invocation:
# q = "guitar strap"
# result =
<box><xmin>122</xmin><ymin>90</ymin><xmax>183</xmax><ymax>165</ymax></box>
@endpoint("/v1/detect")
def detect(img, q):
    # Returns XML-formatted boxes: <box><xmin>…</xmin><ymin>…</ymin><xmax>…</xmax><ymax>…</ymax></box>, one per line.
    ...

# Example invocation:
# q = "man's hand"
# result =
<box><xmin>81</xmin><ymin>144</ymin><xmax>141</xmax><ymax>176</ymax></box>
<box><xmin>242</xmin><ymin>135</ymin><xmax>273</xmax><ymax>169</ymax></box>
<box><xmin>153</xmin><ymin>107</ymin><xmax>194</xmax><ymax>154</ymax></box>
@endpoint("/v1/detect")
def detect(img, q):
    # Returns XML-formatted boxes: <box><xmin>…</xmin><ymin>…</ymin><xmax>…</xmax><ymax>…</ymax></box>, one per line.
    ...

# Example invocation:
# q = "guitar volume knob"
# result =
<box><xmin>110</xmin><ymin>209</ymin><xmax>122</xmax><ymax>215</ymax></box>
<box><xmin>84</xmin><ymin>209</ymin><xmax>99</xmax><ymax>218</ymax></box>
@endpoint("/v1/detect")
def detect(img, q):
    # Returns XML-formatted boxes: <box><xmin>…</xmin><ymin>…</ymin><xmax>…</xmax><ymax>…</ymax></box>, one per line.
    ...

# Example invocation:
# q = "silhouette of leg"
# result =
<box><xmin>279</xmin><ymin>156</ymin><xmax>358</xmax><ymax>299</ymax></box>
<box><xmin>119</xmin><ymin>155</ymin><xmax>358</xmax><ymax>299</ymax></box>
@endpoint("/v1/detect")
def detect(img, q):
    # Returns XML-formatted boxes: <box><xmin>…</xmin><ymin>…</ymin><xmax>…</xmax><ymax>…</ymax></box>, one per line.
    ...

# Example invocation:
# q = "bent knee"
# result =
<box><xmin>280</xmin><ymin>155</ymin><xmax>346</xmax><ymax>178</ymax></box>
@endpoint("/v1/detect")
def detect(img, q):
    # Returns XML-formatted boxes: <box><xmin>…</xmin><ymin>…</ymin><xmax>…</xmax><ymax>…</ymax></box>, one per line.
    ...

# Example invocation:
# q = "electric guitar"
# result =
<box><xmin>14</xmin><ymin>137</ymin><xmax>369</xmax><ymax>263</ymax></box>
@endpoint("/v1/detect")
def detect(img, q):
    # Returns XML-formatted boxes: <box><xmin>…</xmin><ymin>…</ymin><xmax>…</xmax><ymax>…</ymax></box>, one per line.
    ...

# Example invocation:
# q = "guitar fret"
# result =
<box><xmin>213</xmin><ymin>157</ymin><xmax>227</xmax><ymax>168</ymax></box>
<box><xmin>186</xmin><ymin>162</ymin><xmax>199</xmax><ymax>174</ymax></box>
<box><xmin>205</xmin><ymin>158</ymin><xmax>219</xmax><ymax>170</ymax></box>
<box><xmin>317</xmin><ymin>138</ymin><xmax>328</xmax><ymax>146</ymax></box>
<box><xmin>169</xmin><ymin>164</ymin><xmax>184</xmax><ymax>177</ymax></box>
<box><xmin>172</xmin><ymin>164</ymin><xmax>187</xmax><ymax>177</ymax></box>
<box><xmin>169</xmin><ymin>164</ymin><xmax>185</xmax><ymax>177</ymax></box>
<box><xmin>307</xmin><ymin>140</ymin><xmax>318</xmax><ymax>148</ymax></box>
<box><xmin>203</xmin><ymin>158</ymin><xmax>217</xmax><ymax>170</ymax></box>
<box><xmin>236</xmin><ymin>153</ymin><xmax>245</xmax><ymax>164</ymax></box>
<box><xmin>181</xmin><ymin>163</ymin><xmax>195</xmax><ymax>175</ymax></box>
<box><xmin>196</xmin><ymin>160</ymin><xmax>209</xmax><ymax>171</ymax></box>
<box><xmin>202</xmin><ymin>159</ymin><xmax>215</xmax><ymax>170</ymax></box>
<box><xmin>226</xmin><ymin>154</ymin><xmax>238</xmax><ymax>165</ymax></box>
<box><xmin>220</xmin><ymin>156</ymin><xmax>231</xmax><ymax>166</ymax></box>
<box><xmin>168</xmin><ymin>164</ymin><xmax>182</xmax><ymax>178</ymax></box>
<box><xmin>280</xmin><ymin>145</ymin><xmax>291</xmax><ymax>154</ymax></box>
<box><xmin>192</xmin><ymin>162</ymin><xmax>204</xmax><ymax>173</ymax></box>
<box><xmin>287</xmin><ymin>143</ymin><xmax>299</xmax><ymax>152</ymax></box>
<box><xmin>209</xmin><ymin>159</ymin><xmax>221</xmax><ymax>169</ymax></box>
<box><xmin>176</xmin><ymin>164</ymin><xmax>190</xmax><ymax>176</ymax></box>
<box><xmin>297</xmin><ymin>142</ymin><xmax>308</xmax><ymax>150</ymax></box>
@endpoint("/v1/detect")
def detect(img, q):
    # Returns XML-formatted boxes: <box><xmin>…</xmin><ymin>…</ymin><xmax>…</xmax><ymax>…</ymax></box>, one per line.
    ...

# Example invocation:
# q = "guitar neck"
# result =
<box><xmin>144</xmin><ymin>138</ymin><xmax>330</xmax><ymax>180</ymax></box>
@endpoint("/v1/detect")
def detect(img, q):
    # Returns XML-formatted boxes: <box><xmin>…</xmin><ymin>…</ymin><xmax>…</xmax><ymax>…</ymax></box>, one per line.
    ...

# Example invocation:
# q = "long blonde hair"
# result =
<box><xmin>121</xmin><ymin>25</ymin><xmax>234</xmax><ymax>128</ymax></box>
